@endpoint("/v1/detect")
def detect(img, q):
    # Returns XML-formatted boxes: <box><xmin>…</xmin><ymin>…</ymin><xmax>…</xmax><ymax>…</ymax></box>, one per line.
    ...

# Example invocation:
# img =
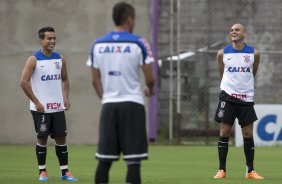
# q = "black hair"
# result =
<box><xmin>38</xmin><ymin>27</ymin><xmax>55</xmax><ymax>39</ymax></box>
<box><xmin>112</xmin><ymin>2</ymin><xmax>135</xmax><ymax>26</ymax></box>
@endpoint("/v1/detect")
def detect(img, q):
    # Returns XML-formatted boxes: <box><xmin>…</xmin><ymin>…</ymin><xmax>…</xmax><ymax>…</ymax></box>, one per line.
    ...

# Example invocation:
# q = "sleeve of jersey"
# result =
<box><xmin>86</xmin><ymin>41</ymin><xmax>97</xmax><ymax>68</ymax></box>
<box><xmin>139</xmin><ymin>37</ymin><xmax>154</xmax><ymax>65</ymax></box>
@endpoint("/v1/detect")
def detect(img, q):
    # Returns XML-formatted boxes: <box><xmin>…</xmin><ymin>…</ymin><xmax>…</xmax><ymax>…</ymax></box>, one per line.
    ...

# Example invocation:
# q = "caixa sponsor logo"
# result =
<box><xmin>108</xmin><ymin>71</ymin><xmax>121</xmax><ymax>76</ymax></box>
<box><xmin>228</xmin><ymin>67</ymin><xmax>251</xmax><ymax>73</ymax></box>
<box><xmin>99</xmin><ymin>45</ymin><xmax>131</xmax><ymax>53</ymax></box>
<box><xmin>41</xmin><ymin>74</ymin><xmax>61</xmax><ymax>81</ymax></box>
<box><xmin>257</xmin><ymin>114</ymin><xmax>282</xmax><ymax>141</ymax></box>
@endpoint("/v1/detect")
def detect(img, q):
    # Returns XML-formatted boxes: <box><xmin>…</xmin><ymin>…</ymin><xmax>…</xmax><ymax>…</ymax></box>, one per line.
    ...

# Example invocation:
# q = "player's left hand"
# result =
<box><xmin>144</xmin><ymin>87</ymin><xmax>154</xmax><ymax>97</ymax></box>
<box><xmin>64</xmin><ymin>99</ymin><xmax>70</xmax><ymax>110</ymax></box>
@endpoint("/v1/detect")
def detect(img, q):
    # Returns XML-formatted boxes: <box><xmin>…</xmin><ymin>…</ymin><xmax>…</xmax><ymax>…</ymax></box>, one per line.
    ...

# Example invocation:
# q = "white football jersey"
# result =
<box><xmin>220</xmin><ymin>44</ymin><xmax>255</xmax><ymax>102</ymax></box>
<box><xmin>87</xmin><ymin>31</ymin><xmax>154</xmax><ymax>105</ymax></box>
<box><xmin>30</xmin><ymin>51</ymin><xmax>65</xmax><ymax>113</ymax></box>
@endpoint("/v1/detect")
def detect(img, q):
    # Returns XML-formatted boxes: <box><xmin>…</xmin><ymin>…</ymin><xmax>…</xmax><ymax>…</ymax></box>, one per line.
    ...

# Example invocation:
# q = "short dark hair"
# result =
<box><xmin>38</xmin><ymin>27</ymin><xmax>55</xmax><ymax>39</ymax></box>
<box><xmin>112</xmin><ymin>2</ymin><xmax>135</xmax><ymax>26</ymax></box>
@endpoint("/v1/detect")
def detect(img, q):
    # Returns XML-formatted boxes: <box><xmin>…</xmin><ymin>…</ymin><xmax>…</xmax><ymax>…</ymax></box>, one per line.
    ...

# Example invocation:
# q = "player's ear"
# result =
<box><xmin>39</xmin><ymin>38</ymin><xmax>43</xmax><ymax>45</ymax></box>
<box><xmin>243</xmin><ymin>32</ymin><xmax>247</xmax><ymax>39</ymax></box>
<box><xmin>126</xmin><ymin>16</ymin><xmax>133</xmax><ymax>26</ymax></box>
<box><xmin>126</xmin><ymin>16</ymin><xmax>135</xmax><ymax>33</ymax></box>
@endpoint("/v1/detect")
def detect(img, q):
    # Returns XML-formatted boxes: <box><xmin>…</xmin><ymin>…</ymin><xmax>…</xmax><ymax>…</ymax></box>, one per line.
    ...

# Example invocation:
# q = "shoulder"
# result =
<box><xmin>136</xmin><ymin>36</ymin><xmax>151</xmax><ymax>48</ymax></box>
<box><xmin>33</xmin><ymin>50</ymin><xmax>42</xmax><ymax>60</ymax></box>
<box><xmin>94</xmin><ymin>32</ymin><xmax>113</xmax><ymax>43</ymax></box>
<box><xmin>27</xmin><ymin>55</ymin><xmax>37</xmax><ymax>63</ymax></box>
<box><xmin>94</xmin><ymin>32</ymin><xmax>151</xmax><ymax>52</ymax></box>
<box><xmin>122</xmin><ymin>33</ymin><xmax>152</xmax><ymax>52</ymax></box>
<box><xmin>33</xmin><ymin>51</ymin><xmax>61</xmax><ymax>60</ymax></box>
<box><xmin>122</xmin><ymin>32</ymin><xmax>148</xmax><ymax>46</ymax></box>
<box><xmin>95</xmin><ymin>32</ymin><xmax>144</xmax><ymax>44</ymax></box>
<box><xmin>27</xmin><ymin>53</ymin><xmax>37</xmax><ymax>63</ymax></box>
<box><xmin>52</xmin><ymin>51</ymin><xmax>61</xmax><ymax>59</ymax></box>
<box><xmin>254</xmin><ymin>48</ymin><xmax>260</xmax><ymax>56</ymax></box>
<box><xmin>60</xmin><ymin>54</ymin><xmax>66</xmax><ymax>63</ymax></box>
<box><xmin>24</xmin><ymin>55</ymin><xmax>37</xmax><ymax>69</ymax></box>
<box><xmin>217</xmin><ymin>49</ymin><xmax>224</xmax><ymax>56</ymax></box>
<box><xmin>243</xmin><ymin>44</ymin><xmax>255</xmax><ymax>53</ymax></box>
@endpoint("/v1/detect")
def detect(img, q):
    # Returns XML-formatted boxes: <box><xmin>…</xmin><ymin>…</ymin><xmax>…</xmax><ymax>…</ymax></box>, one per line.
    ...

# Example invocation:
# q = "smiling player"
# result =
<box><xmin>20</xmin><ymin>27</ymin><xmax>77</xmax><ymax>182</ymax></box>
<box><xmin>213</xmin><ymin>23</ymin><xmax>263</xmax><ymax>179</ymax></box>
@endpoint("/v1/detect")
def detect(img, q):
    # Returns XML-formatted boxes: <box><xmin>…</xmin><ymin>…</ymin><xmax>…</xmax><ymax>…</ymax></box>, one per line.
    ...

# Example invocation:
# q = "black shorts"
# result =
<box><xmin>96</xmin><ymin>102</ymin><xmax>148</xmax><ymax>162</ymax></box>
<box><xmin>214</xmin><ymin>100</ymin><xmax>257</xmax><ymax>128</ymax></box>
<box><xmin>31</xmin><ymin>110</ymin><xmax>67</xmax><ymax>138</ymax></box>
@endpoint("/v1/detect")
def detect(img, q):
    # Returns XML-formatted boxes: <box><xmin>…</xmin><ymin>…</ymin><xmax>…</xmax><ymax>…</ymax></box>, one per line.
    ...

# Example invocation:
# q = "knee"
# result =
<box><xmin>219</xmin><ymin>123</ymin><xmax>233</xmax><ymax>137</ymax></box>
<box><xmin>220</xmin><ymin>128</ymin><xmax>232</xmax><ymax>137</ymax></box>
<box><xmin>54</xmin><ymin>136</ymin><xmax>66</xmax><ymax>145</ymax></box>
<box><xmin>242</xmin><ymin>131</ymin><xmax>253</xmax><ymax>138</ymax></box>
<box><xmin>242</xmin><ymin>124</ymin><xmax>254</xmax><ymax>138</ymax></box>
<box><xmin>37</xmin><ymin>137</ymin><xmax>48</xmax><ymax>145</ymax></box>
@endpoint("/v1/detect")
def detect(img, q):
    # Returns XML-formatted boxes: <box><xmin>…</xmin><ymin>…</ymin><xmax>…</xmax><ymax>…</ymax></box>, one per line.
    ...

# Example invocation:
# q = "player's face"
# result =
<box><xmin>230</xmin><ymin>24</ymin><xmax>246</xmax><ymax>43</ymax></box>
<box><xmin>40</xmin><ymin>31</ymin><xmax>56</xmax><ymax>52</ymax></box>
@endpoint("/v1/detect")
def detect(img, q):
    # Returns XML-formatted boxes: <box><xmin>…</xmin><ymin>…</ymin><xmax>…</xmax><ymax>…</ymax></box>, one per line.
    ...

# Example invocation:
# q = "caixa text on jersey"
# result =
<box><xmin>41</xmin><ymin>74</ymin><xmax>61</xmax><ymax>81</ymax></box>
<box><xmin>228</xmin><ymin>67</ymin><xmax>251</xmax><ymax>73</ymax></box>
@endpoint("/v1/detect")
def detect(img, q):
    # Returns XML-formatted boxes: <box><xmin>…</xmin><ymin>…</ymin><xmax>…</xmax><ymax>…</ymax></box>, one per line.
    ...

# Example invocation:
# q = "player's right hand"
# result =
<box><xmin>35</xmin><ymin>102</ymin><xmax>44</xmax><ymax>112</ymax></box>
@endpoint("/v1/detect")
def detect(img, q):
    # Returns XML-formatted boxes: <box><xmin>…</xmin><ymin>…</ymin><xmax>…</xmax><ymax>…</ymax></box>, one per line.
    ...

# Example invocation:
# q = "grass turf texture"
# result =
<box><xmin>0</xmin><ymin>145</ymin><xmax>281</xmax><ymax>184</ymax></box>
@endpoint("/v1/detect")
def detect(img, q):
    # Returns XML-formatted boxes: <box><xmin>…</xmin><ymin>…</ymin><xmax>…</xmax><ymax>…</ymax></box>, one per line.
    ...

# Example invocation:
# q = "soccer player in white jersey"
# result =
<box><xmin>213</xmin><ymin>23</ymin><xmax>263</xmax><ymax>179</ymax></box>
<box><xmin>20</xmin><ymin>27</ymin><xmax>77</xmax><ymax>182</ymax></box>
<box><xmin>87</xmin><ymin>2</ymin><xmax>155</xmax><ymax>184</ymax></box>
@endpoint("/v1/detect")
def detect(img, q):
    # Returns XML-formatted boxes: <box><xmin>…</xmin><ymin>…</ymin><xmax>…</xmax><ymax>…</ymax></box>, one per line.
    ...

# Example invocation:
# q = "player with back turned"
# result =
<box><xmin>87</xmin><ymin>2</ymin><xmax>155</xmax><ymax>184</ymax></box>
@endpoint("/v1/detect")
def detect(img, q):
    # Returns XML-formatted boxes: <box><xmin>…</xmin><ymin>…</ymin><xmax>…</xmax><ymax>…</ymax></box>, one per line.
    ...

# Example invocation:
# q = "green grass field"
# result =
<box><xmin>0</xmin><ymin>145</ymin><xmax>281</xmax><ymax>184</ymax></box>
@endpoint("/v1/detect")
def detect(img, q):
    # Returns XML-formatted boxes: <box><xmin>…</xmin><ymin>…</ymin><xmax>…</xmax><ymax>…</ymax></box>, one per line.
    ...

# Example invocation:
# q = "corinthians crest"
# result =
<box><xmin>39</xmin><ymin>123</ymin><xmax>47</xmax><ymax>132</ymax></box>
<box><xmin>218</xmin><ymin>109</ymin><xmax>224</xmax><ymax>118</ymax></box>
<box><xmin>54</xmin><ymin>61</ymin><xmax>61</xmax><ymax>70</ymax></box>
<box><xmin>244</xmin><ymin>55</ymin><xmax>251</xmax><ymax>63</ymax></box>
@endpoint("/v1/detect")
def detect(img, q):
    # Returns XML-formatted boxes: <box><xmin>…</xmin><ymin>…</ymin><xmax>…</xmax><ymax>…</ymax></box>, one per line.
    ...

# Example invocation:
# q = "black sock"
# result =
<box><xmin>126</xmin><ymin>161</ymin><xmax>141</xmax><ymax>184</ymax></box>
<box><xmin>95</xmin><ymin>161</ymin><xmax>112</xmax><ymax>184</ymax></box>
<box><xmin>244</xmin><ymin>137</ymin><xmax>254</xmax><ymax>173</ymax></box>
<box><xmin>218</xmin><ymin>137</ymin><xmax>229</xmax><ymax>172</ymax></box>
<box><xmin>36</xmin><ymin>143</ymin><xmax>47</xmax><ymax>174</ymax></box>
<box><xmin>55</xmin><ymin>144</ymin><xmax>68</xmax><ymax>176</ymax></box>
